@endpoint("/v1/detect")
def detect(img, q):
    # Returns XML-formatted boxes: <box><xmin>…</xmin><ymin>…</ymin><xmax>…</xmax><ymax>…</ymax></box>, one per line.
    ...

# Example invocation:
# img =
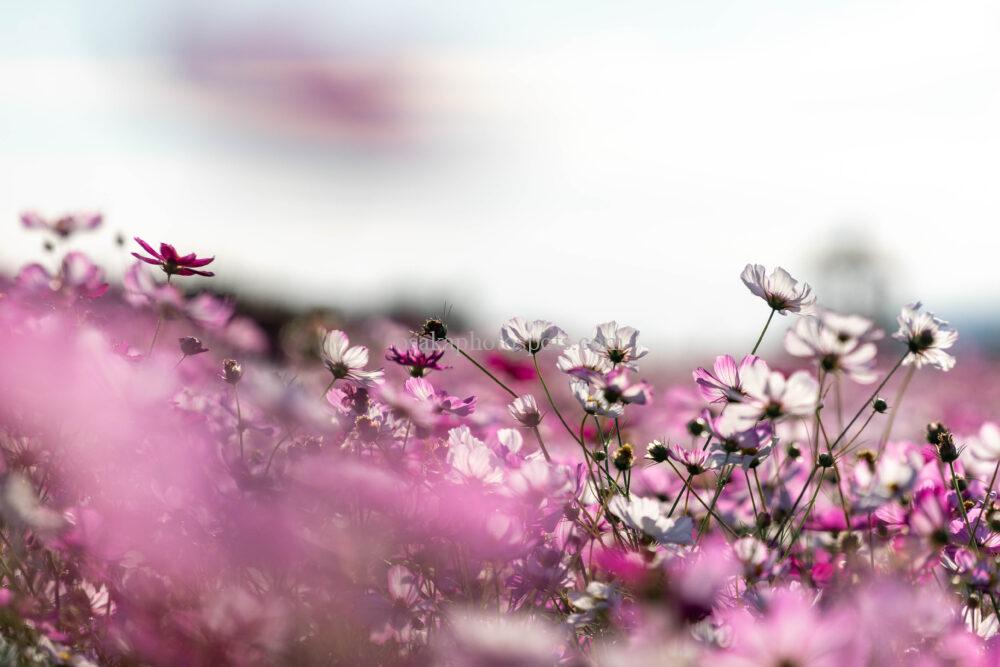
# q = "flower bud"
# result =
<box><xmin>420</xmin><ymin>318</ymin><xmax>448</xmax><ymax>341</ymax></box>
<box><xmin>592</xmin><ymin>451</ymin><xmax>607</xmax><ymax>463</ymax></box>
<box><xmin>686</xmin><ymin>417</ymin><xmax>707</xmax><ymax>437</ymax></box>
<box><xmin>755</xmin><ymin>511</ymin><xmax>772</xmax><ymax>529</ymax></box>
<box><xmin>179</xmin><ymin>336</ymin><xmax>208</xmax><ymax>357</ymax></box>
<box><xmin>612</xmin><ymin>444</ymin><xmax>635</xmax><ymax>471</ymax></box>
<box><xmin>646</xmin><ymin>440</ymin><xmax>669</xmax><ymax>463</ymax></box>
<box><xmin>872</xmin><ymin>397</ymin><xmax>888</xmax><ymax>413</ymax></box>
<box><xmin>926</xmin><ymin>422</ymin><xmax>950</xmax><ymax>445</ymax></box>
<box><xmin>937</xmin><ymin>433</ymin><xmax>959</xmax><ymax>463</ymax></box>
<box><xmin>222</xmin><ymin>359</ymin><xmax>243</xmax><ymax>385</ymax></box>
<box><xmin>817</xmin><ymin>453</ymin><xmax>834</xmax><ymax>468</ymax></box>
<box><xmin>786</xmin><ymin>444</ymin><xmax>802</xmax><ymax>460</ymax></box>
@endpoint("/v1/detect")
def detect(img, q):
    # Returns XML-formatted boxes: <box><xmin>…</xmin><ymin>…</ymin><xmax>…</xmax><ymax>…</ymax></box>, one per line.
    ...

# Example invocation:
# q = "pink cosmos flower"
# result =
<box><xmin>693</xmin><ymin>354</ymin><xmax>766</xmax><ymax>404</ymax></box>
<box><xmin>717</xmin><ymin>589</ymin><xmax>857</xmax><ymax>667</ymax></box>
<box><xmin>588</xmin><ymin>320</ymin><xmax>649</xmax><ymax>369</ymax></box>
<box><xmin>385</xmin><ymin>343</ymin><xmax>447</xmax><ymax>377</ymax></box>
<box><xmin>404</xmin><ymin>377</ymin><xmax>476</xmax><ymax>416</ymax></box>
<box><xmin>21</xmin><ymin>211</ymin><xmax>102</xmax><ymax>238</ymax></box>
<box><xmin>131</xmin><ymin>237</ymin><xmax>216</xmax><ymax>277</ymax></box>
<box><xmin>15</xmin><ymin>252</ymin><xmax>109</xmax><ymax>300</ymax></box>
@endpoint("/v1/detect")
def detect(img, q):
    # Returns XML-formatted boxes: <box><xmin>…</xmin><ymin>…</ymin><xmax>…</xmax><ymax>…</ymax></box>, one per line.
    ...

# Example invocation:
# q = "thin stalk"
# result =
<box><xmin>666</xmin><ymin>460</ymin><xmax>739</xmax><ymax>537</ymax></box>
<box><xmin>877</xmin><ymin>364</ymin><xmax>916</xmax><ymax>453</ymax></box>
<box><xmin>970</xmin><ymin>460</ymin><xmax>1000</xmax><ymax>542</ymax></box>
<box><xmin>781</xmin><ymin>469</ymin><xmax>827</xmax><ymax>557</ymax></box>
<box><xmin>446</xmin><ymin>337</ymin><xmax>516</xmax><ymax>397</ymax></box>
<box><xmin>751</xmin><ymin>308</ymin><xmax>777</xmax><ymax>355</ymax></box>
<box><xmin>698</xmin><ymin>456</ymin><xmax>732</xmax><ymax>539</ymax></box>
<box><xmin>532</xmin><ymin>353</ymin><xmax>583</xmax><ymax>445</ymax></box>
<box><xmin>772</xmin><ymin>464</ymin><xmax>819</xmax><ymax>545</ymax></box>
<box><xmin>950</xmin><ymin>460</ymin><xmax>980</xmax><ymax>555</ymax></box>
<box><xmin>531</xmin><ymin>426</ymin><xmax>552</xmax><ymax>462</ymax></box>
<box><xmin>234</xmin><ymin>386</ymin><xmax>245</xmax><ymax>462</ymax></box>
<box><xmin>827</xmin><ymin>351</ymin><xmax>909</xmax><ymax>454</ymax></box>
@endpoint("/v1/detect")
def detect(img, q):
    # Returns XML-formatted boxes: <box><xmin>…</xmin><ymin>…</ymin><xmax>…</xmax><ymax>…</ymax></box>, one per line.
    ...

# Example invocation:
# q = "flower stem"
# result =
<box><xmin>970</xmin><ymin>460</ymin><xmax>1000</xmax><ymax>542</ymax></box>
<box><xmin>877</xmin><ymin>364</ymin><xmax>916</xmax><ymax>454</ymax></box>
<box><xmin>750</xmin><ymin>308</ymin><xmax>777</xmax><ymax>355</ymax></box>
<box><xmin>950</xmin><ymin>460</ymin><xmax>980</xmax><ymax>555</ymax></box>
<box><xmin>827</xmin><ymin>351</ymin><xmax>909</xmax><ymax>454</ymax></box>
<box><xmin>531</xmin><ymin>426</ymin><xmax>552</xmax><ymax>462</ymax></box>
<box><xmin>532</xmin><ymin>353</ymin><xmax>584</xmax><ymax>445</ymax></box>
<box><xmin>446</xmin><ymin>337</ymin><xmax>516</xmax><ymax>397</ymax></box>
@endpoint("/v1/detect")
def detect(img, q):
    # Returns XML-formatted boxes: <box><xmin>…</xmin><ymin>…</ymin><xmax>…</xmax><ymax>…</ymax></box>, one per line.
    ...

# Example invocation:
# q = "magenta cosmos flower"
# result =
<box><xmin>693</xmin><ymin>354</ymin><xmax>765</xmax><ymax>404</ymax></box>
<box><xmin>385</xmin><ymin>343</ymin><xmax>448</xmax><ymax>377</ymax></box>
<box><xmin>132</xmin><ymin>237</ymin><xmax>215</xmax><ymax>277</ymax></box>
<box><xmin>21</xmin><ymin>211</ymin><xmax>102</xmax><ymax>238</ymax></box>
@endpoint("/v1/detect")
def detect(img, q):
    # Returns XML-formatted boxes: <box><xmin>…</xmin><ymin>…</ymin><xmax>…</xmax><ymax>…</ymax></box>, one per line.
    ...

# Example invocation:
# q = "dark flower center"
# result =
<box><xmin>820</xmin><ymin>354</ymin><xmax>839</xmax><ymax>372</ymax></box>
<box><xmin>607</xmin><ymin>348</ymin><xmax>626</xmax><ymax>363</ymax></box>
<box><xmin>909</xmin><ymin>329</ymin><xmax>936</xmax><ymax>352</ymax></box>
<box><xmin>328</xmin><ymin>361</ymin><xmax>349</xmax><ymax>379</ymax></box>
<box><xmin>764</xmin><ymin>402</ymin><xmax>783</xmax><ymax>419</ymax></box>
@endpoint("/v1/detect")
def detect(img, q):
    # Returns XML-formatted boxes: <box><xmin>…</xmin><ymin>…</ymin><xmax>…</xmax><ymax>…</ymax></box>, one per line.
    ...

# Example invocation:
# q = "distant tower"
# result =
<box><xmin>814</xmin><ymin>225</ymin><xmax>891</xmax><ymax>321</ymax></box>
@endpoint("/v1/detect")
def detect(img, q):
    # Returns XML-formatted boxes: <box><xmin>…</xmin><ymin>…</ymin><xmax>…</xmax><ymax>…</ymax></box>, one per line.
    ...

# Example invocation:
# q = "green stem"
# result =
<box><xmin>950</xmin><ymin>460</ymin><xmax>980</xmax><ymax>555</ymax></box>
<box><xmin>970</xmin><ymin>460</ymin><xmax>1000</xmax><ymax>542</ymax></box>
<box><xmin>877</xmin><ymin>364</ymin><xmax>916</xmax><ymax>454</ymax></box>
<box><xmin>751</xmin><ymin>308</ymin><xmax>777</xmax><ymax>355</ymax></box>
<box><xmin>533</xmin><ymin>353</ymin><xmax>584</xmax><ymax>445</ymax></box>
<box><xmin>446</xmin><ymin>337</ymin><xmax>516</xmax><ymax>397</ymax></box>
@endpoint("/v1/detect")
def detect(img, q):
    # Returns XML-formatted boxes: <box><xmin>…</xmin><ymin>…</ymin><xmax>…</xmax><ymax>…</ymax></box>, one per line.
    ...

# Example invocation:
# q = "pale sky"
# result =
<box><xmin>1</xmin><ymin>1</ymin><xmax>998</xmax><ymax>352</ymax></box>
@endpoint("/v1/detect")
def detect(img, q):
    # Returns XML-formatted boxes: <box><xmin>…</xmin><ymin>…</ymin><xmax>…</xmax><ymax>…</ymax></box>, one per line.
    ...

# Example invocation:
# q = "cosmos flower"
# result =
<box><xmin>508</xmin><ymin>394</ymin><xmax>542</xmax><ymax>427</ymax></box>
<box><xmin>405</xmin><ymin>377</ymin><xmax>477</xmax><ymax>416</ymax></box>
<box><xmin>588</xmin><ymin>321</ymin><xmax>648</xmax><ymax>368</ymax></box>
<box><xmin>499</xmin><ymin>317</ymin><xmax>567</xmax><ymax>354</ymax></box>
<box><xmin>20</xmin><ymin>210</ymin><xmax>102</xmax><ymax>238</ymax></box>
<box><xmin>966</xmin><ymin>422</ymin><xmax>1000</xmax><ymax>477</ymax></box>
<box><xmin>385</xmin><ymin>343</ymin><xmax>448</xmax><ymax>377</ymax></box>
<box><xmin>693</xmin><ymin>354</ymin><xmax>766</xmax><ymax>404</ymax></box>
<box><xmin>740</xmin><ymin>264</ymin><xmax>816</xmax><ymax>314</ymax></box>
<box><xmin>784</xmin><ymin>316</ymin><xmax>879</xmax><ymax>384</ymax></box>
<box><xmin>446</xmin><ymin>426</ymin><xmax>504</xmax><ymax>485</ymax></box>
<box><xmin>570</xmin><ymin>379</ymin><xmax>624</xmax><ymax>417</ymax></box>
<box><xmin>574</xmin><ymin>367</ymin><xmax>652</xmax><ymax>407</ymax></box>
<box><xmin>15</xmin><ymin>252</ymin><xmax>109</xmax><ymax>300</ymax></box>
<box><xmin>722</xmin><ymin>364</ymin><xmax>819</xmax><ymax>429</ymax></box>
<box><xmin>131</xmin><ymin>237</ymin><xmax>216</xmax><ymax>277</ymax></box>
<box><xmin>892</xmin><ymin>302</ymin><xmax>958</xmax><ymax>371</ymax></box>
<box><xmin>666</xmin><ymin>442</ymin><xmax>717</xmax><ymax>475</ymax></box>
<box><xmin>607</xmin><ymin>495</ymin><xmax>694</xmax><ymax>545</ymax></box>
<box><xmin>557</xmin><ymin>343</ymin><xmax>612</xmax><ymax>376</ymax></box>
<box><xmin>706</xmin><ymin>416</ymin><xmax>773</xmax><ymax>470</ymax></box>
<box><xmin>321</xmin><ymin>330</ymin><xmax>385</xmax><ymax>386</ymax></box>
<box><xmin>816</xmin><ymin>309</ymin><xmax>883</xmax><ymax>346</ymax></box>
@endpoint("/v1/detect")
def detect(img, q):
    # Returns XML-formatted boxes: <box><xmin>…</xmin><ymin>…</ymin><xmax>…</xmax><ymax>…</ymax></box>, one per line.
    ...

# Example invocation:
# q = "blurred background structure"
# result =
<box><xmin>1</xmin><ymin>0</ymin><xmax>998</xmax><ymax>354</ymax></box>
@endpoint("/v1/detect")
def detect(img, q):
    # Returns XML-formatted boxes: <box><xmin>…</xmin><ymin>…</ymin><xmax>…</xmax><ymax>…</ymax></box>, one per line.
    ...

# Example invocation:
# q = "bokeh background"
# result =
<box><xmin>2</xmin><ymin>0</ymin><xmax>998</xmax><ymax>354</ymax></box>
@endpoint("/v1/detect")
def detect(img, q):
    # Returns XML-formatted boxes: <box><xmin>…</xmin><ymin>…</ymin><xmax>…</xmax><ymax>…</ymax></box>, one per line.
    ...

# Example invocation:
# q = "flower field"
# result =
<box><xmin>2</xmin><ymin>214</ymin><xmax>1000</xmax><ymax>665</ymax></box>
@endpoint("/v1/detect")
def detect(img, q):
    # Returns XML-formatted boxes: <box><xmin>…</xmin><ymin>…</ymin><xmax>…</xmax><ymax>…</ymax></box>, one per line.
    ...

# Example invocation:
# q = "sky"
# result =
<box><xmin>1</xmin><ymin>0</ymin><xmax>998</xmax><ymax>353</ymax></box>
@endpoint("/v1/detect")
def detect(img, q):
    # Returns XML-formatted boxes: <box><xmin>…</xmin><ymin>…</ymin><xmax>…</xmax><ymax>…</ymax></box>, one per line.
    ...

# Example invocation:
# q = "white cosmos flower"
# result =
<box><xmin>570</xmin><ymin>379</ymin><xmax>624</xmax><ymax>418</ymax></box>
<box><xmin>607</xmin><ymin>495</ymin><xmax>694</xmax><ymax>545</ymax></box>
<box><xmin>588</xmin><ymin>321</ymin><xmax>648</xmax><ymax>369</ymax></box>
<box><xmin>966</xmin><ymin>423</ymin><xmax>1000</xmax><ymax>477</ymax></box>
<box><xmin>446</xmin><ymin>426</ymin><xmax>504</xmax><ymax>485</ymax></box>
<box><xmin>740</xmin><ymin>264</ymin><xmax>816</xmax><ymax>314</ymax></box>
<box><xmin>851</xmin><ymin>447</ymin><xmax>924</xmax><ymax>513</ymax></box>
<box><xmin>784</xmin><ymin>316</ymin><xmax>879</xmax><ymax>384</ymax></box>
<box><xmin>321</xmin><ymin>329</ymin><xmax>385</xmax><ymax>386</ymax></box>
<box><xmin>817</xmin><ymin>309</ymin><xmax>883</xmax><ymax>345</ymax></box>
<box><xmin>508</xmin><ymin>394</ymin><xmax>543</xmax><ymax>427</ymax></box>
<box><xmin>723</xmin><ymin>365</ymin><xmax>819</xmax><ymax>429</ymax></box>
<box><xmin>499</xmin><ymin>317</ymin><xmax>567</xmax><ymax>354</ymax></box>
<box><xmin>557</xmin><ymin>343</ymin><xmax>612</xmax><ymax>376</ymax></box>
<box><xmin>892</xmin><ymin>302</ymin><xmax>958</xmax><ymax>371</ymax></box>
